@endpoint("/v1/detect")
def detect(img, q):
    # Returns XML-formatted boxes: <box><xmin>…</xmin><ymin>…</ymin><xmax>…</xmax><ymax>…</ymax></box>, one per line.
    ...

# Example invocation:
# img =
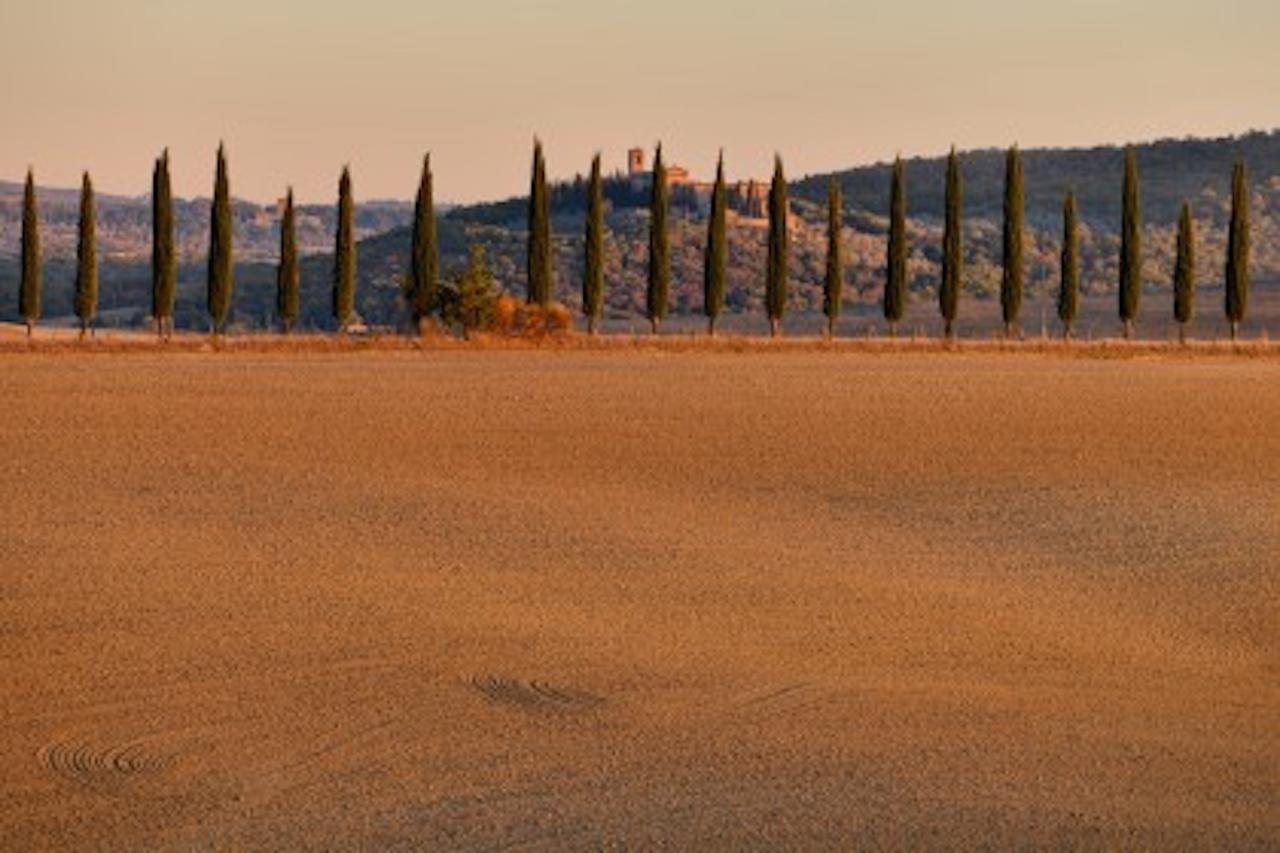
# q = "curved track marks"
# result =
<box><xmin>38</xmin><ymin>736</ymin><xmax>176</xmax><ymax>787</ymax></box>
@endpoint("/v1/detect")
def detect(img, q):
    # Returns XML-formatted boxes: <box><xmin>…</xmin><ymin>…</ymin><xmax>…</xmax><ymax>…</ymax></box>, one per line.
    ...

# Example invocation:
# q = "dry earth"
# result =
<box><xmin>1</xmin><ymin>349</ymin><xmax>1277</xmax><ymax>849</ymax></box>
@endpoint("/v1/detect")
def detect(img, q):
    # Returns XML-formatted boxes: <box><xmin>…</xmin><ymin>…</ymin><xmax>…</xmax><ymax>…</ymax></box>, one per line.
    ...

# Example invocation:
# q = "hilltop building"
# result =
<box><xmin>626</xmin><ymin>147</ymin><xmax>770</xmax><ymax>220</ymax></box>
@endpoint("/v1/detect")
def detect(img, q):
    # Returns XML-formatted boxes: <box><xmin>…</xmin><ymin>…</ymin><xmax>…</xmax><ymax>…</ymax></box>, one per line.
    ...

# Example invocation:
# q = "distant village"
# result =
<box><xmin>623</xmin><ymin>148</ymin><xmax>771</xmax><ymax>221</ymax></box>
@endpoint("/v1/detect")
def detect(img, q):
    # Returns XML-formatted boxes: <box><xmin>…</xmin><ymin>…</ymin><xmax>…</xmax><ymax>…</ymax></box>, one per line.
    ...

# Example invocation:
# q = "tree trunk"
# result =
<box><xmin>1230</xmin><ymin>320</ymin><xmax>1239</xmax><ymax>341</ymax></box>
<box><xmin>888</xmin><ymin>322</ymin><xmax>897</xmax><ymax>339</ymax></box>
<box><xmin>1178</xmin><ymin>323</ymin><xmax>1186</xmax><ymax>345</ymax></box>
<box><xmin>769</xmin><ymin>316</ymin><xmax>780</xmax><ymax>338</ymax></box>
<box><xmin>826</xmin><ymin>316</ymin><xmax>835</xmax><ymax>340</ymax></box>
<box><xmin>1123</xmin><ymin>319</ymin><xmax>1134</xmax><ymax>340</ymax></box>
<box><xmin>1063</xmin><ymin>322</ymin><xmax>1073</xmax><ymax>342</ymax></box>
<box><xmin>944</xmin><ymin>319</ymin><xmax>954</xmax><ymax>340</ymax></box>
<box><xmin>650</xmin><ymin>317</ymin><xmax>660</xmax><ymax>335</ymax></box>
<box><xmin>707</xmin><ymin>316</ymin><xmax>717</xmax><ymax>337</ymax></box>
<box><xmin>587</xmin><ymin>315</ymin><xmax>598</xmax><ymax>336</ymax></box>
<box><xmin>1004</xmin><ymin>321</ymin><xmax>1013</xmax><ymax>340</ymax></box>
<box><xmin>25</xmin><ymin>320</ymin><xmax>33</xmax><ymax>339</ymax></box>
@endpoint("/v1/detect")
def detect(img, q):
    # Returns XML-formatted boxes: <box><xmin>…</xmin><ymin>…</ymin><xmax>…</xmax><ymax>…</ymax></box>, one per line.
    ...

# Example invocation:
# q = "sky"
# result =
<box><xmin>1</xmin><ymin>0</ymin><xmax>1277</xmax><ymax>205</ymax></box>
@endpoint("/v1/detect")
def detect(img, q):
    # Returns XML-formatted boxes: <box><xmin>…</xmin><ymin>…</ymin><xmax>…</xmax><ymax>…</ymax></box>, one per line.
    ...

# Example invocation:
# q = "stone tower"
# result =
<box><xmin>628</xmin><ymin>148</ymin><xmax>646</xmax><ymax>176</ymax></box>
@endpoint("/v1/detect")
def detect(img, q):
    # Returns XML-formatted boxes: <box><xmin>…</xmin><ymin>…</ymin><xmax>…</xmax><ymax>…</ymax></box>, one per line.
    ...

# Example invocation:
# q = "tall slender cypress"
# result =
<box><xmin>1058</xmin><ymin>192</ymin><xmax>1079</xmax><ymax>339</ymax></box>
<box><xmin>647</xmin><ymin>143</ymin><xmax>669</xmax><ymax>334</ymax></box>
<box><xmin>152</xmin><ymin>149</ymin><xmax>177</xmax><ymax>338</ymax></box>
<box><xmin>207</xmin><ymin>143</ymin><xmax>233</xmax><ymax>335</ymax></box>
<box><xmin>765</xmin><ymin>155</ymin><xmax>788</xmax><ymax>338</ymax></box>
<box><xmin>19</xmin><ymin>169</ymin><xmax>41</xmax><ymax>338</ymax></box>
<box><xmin>1173</xmin><ymin>202</ymin><xmax>1195</xmax><ymax>343</ymax></box>
<box><xmin>704</xmin><ymin>151</ymin><xmax>727</xmax><ymax>336</ymax></box>
<box><xmin>527</xmin><ymin>139</ymin><xmax>552</xmax><ymax>307</ymax></box>
<box><xmin>1225</xmin><ymin>160</ymin><xmax>1250</xmax><ymax>341</ymax></box>
<box><xmin>74</xmin><ymin>172</ymin><xmax>97</xmax><ymax>339</ymax></box>
<box><xmin>277</xmin><ymin>189</ymin><xmax>299</xmax><ymax>333</ymax></box>
<box><xmin>410</xmin><ymin>153</ymin><xmax>440</xmax><ymax>331</ymax></box>
<box><xmin>583</xmin><ymin>153</ymin><xmax>605</xmax><ymax>334</ymax></box>
<box><xmin>1119</xmin><ymin>146</ymin><xmax>1142</xmax><ymax>338</ymax></box>
<box><xmin>1001</xmin><ymin>146</ymin><xmax>1024</xmax><ymax>338</ymax></box>
<box><xmin>333</xmin><ymin>166</ymin><xmax>356</xmax><ymax>331</ymax></box>
<box><xmin>823</xmin><ymin>177</ymin><xmax>843</xmax><ymax>338</ymax></box>
<box><xmin>884</xmin><ymin>156</ymin><xmax>907</xmax><ymax>336</ymax></box>
<box><xmin>940</xmin><ymin>147</ymin><xmax>963</xmax><ymax>339</ymax></box>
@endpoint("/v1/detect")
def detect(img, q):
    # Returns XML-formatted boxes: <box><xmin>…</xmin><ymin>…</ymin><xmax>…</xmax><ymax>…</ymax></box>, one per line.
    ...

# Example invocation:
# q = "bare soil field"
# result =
<box><xmin>1</xmin><ymin>349</ymin><xmax>1277</xmax><ymax>849</ymax></box>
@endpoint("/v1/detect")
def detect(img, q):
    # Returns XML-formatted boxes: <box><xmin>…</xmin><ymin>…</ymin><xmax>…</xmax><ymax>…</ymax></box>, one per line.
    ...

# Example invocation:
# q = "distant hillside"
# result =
<box><xmin>0</xmin><ymin>181</ymin><xmax>415</xmax><ymax>262</ymax></box>
<box><xmin>793</xmin><ymin>130</ymin><xmax>1280</xmax><ymax>230</ymax></box>
<box><xmin>1</xmin><ymin>132</ymin><xmax>1276</xmax><ymax>332</ymax></box>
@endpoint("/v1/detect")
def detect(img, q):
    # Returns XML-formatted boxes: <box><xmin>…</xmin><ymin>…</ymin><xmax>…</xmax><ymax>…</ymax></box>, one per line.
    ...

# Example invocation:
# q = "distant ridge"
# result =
<box><xmin>1</xmin><ymin>131</ymin><xmax>1277</xmax><ymax>332</ymax></box>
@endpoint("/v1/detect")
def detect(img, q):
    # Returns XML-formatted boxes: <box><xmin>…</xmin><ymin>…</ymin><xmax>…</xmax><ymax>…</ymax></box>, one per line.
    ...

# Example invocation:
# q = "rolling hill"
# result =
<box><xmin>1</xmin><ymin>131</ymin><xmax>1277</xmax><ymax>332</ymax></box>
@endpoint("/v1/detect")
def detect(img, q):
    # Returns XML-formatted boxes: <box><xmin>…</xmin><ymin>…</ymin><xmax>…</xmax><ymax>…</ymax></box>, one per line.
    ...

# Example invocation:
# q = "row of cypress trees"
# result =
<box><xmin>9</xmin><ymin>144</ymin><xmax>1255</xmax><ymax>341</ymax></box>
<box><xmin>548</xmin><ymin>142</ymin><xmax>1255</xmax><ymax>340</ymax></box>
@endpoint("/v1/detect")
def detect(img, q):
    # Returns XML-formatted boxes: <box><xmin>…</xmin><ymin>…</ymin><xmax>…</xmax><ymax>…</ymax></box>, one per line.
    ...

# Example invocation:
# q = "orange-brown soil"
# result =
<box><xmin>1</xmin><ymin>350</ymin><xmax>1276</xmax><ymax>848</ymax></box>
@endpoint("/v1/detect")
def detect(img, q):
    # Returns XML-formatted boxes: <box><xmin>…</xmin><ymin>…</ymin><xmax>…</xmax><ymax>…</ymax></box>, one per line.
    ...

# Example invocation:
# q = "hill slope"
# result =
<box><xmin>1</xmin><ymin>132</ymin><xmax>1277</xmax><ymax>331</ymax></box>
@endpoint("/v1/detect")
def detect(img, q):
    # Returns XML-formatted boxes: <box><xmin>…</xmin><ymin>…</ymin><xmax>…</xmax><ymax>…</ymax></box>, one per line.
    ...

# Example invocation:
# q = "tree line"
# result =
<box><xmin>10</xmin><ymin>141</ymin><xmax>1254</xmax><ymax>341</ymax></box>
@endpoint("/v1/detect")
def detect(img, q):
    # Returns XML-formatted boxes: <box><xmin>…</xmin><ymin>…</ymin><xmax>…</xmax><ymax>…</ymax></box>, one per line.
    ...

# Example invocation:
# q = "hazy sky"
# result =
<box><xmin>2</xmin><ymin>0</ymin><xmax>1277</xmax><ymax>204</ymax></box>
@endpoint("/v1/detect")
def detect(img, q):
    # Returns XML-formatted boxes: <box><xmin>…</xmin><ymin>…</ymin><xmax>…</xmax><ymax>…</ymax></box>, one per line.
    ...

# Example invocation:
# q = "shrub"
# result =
<box><xmin>440</xmin><ymin>245</ymin><xmax>498</xmax><ymax>339</ymax></box>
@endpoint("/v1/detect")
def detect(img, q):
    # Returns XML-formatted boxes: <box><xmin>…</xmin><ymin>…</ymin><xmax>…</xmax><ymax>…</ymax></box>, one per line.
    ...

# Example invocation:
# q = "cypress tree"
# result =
<box><xmin>823</xmin><ymin>177</ymin><xmax>843</xmax><ymax>338</ymax></box>
<box><xmin>1173</xmin><ymin>202</ymin><xmax>1195</xmax><ymax>343</ymax></box>
<box><xmin>409</xmin><ymin>153</ymin><xmax>440</xmax><ymax>331</ymax></box>
<box><xmin>1058</xmin><ymin>192</ymin><xmax>1079</xmax><ymax>340</ymax></box>
<box><xmin>19</xmin><ymin>169</ymin><xmax>41</xmax><ymax>338</ymax></box>
<box><xmin>1119</xmin><ymin>146</ymin><xmax>1142</xmax><ymax>339</ymax></box>
<box><xmin>207</xmin><ymin>143</ymin><xmax>233</xmax><ymax>335</ymax></box>
<box><xmin>152</xmin><ymin>149</ymin><xmax>177</xmax><ymax>339</ymax></box>
<box><xmin>277</xmin><ymin>189</ymin><xmax>299</xmax><ymax>333</ymax></box>
<box><xmin>765</xmin><ymin>155</ymin><xmax>788</xmax><ymax>338</ymax></box>
<box><xmin>333</xmin><ymin>166</ymin><xmax>357</xmax><ymax>331</ymax></box>
<box><xmin>704</xmin><ymin>151</ymin><xmax>727</xmax><ymax>336</ymax></box>
<box><xmin>1225</xmin><ymin>160</ymin><xmax>1250</xmax><ymax>341</ymax></box>
<box><xmin>940</xmin><ymin>147</ymin><xmax>963</xmax><ymax>339</ymax></box>
<box><xmin>74</xmin><ymin>172</ymin><xmax>97</xmax><ymax>339</ymax></box>
<box><xmin>884</xmin><ymin>156</ymin><xmax>907</xmax><ymax>336</ymax></box>
<box><xmin>583</xmin><ymin>153</ymin><xmax>605</xmax><ymax>334</ymax></box>
<box><xmin>1001</xmin><ymin>146</ymin><xmax>1024</xmax><ymax>338</ymax></box>
<box><xmin>527</xmin><ymin>139</ymin><xmax>552</xmax><ymax>307</ymax></box>
<box><xmin>647</xmin><ymin>143</ymin><xmax>669</xmax><ymax>334</ymax></box>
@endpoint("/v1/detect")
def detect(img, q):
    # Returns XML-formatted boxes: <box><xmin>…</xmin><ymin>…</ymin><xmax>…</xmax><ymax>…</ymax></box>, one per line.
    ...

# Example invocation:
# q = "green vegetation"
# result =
<box><xmin>1173</xmin><ymin>202</ymin><xmax>1195</xmax><ymax>341</ymax></box>
<box><xmin>4</xmin><ymin>132</ymin><xmax>1276</xmax><ymax>341</ymax></box>
<box><xmin>582</xmin><ymin>154</ymin><xmax>605</xmax><ymax>334</ymax></box>
<box><xmin>823</xmin><ymin>177</ymin><xmax>842</xmax><ymax>338</ymax></box>
<box><xmin>151</xmin><ymin>150</ymin><xmax>176</xmax><ymax>338</ymax></box>
<box><xmin>1001</xmin><ymin>146</ymin><xmax>1024</xmax><ymax>338</ymax></box>
<box><xmin>74</xmin><ymin>173</ymin><xmax>97</xmax><ymax>338</ymax></box>
<box><xmin>704</xmin><ymin>152</ymin><xmax>727</xmax><ymax>336</ymax></box>
<box><xmin>442</xmin><ymin>244</ymin><xmax>498</xmax><ymax>338</ymax></box>
<box><xmin>409</xmin><ymin>154</ymin><xmax>440</xmax><ymax>332</ymax></box>
<box><xmin>647</xmin><ymin>144</ymin><xmax>670</xmax><ymax>334</ymax></box>
<box><xmin>1058</xmin><ymin>192</ymin><xmax>1079</xmax><ymax>339</ymax></box>
<box><xmin>207</xmin><ymin>144</ymin><xmax>234</xmax><ymax>335</ymax></box>
<box><xmin>1119</xmin><ymin>147</ymin><xmax>1142</xmax><ymax>338</ymax></box>
<box><xmin>940</xmin><ymin>147</ymin><xmax>962</xmax><ymax>339</ymax></box>
<box><xmin>1225</xmin><ymin>160</ymin><xmax>1250</xmax><ymax>340</ymax></box>
<box><xmin>333</xmin><ymin>167</ymin><xmax>357</xmax><ymax>331</ymax></box>
<box><xmin>527</xmin><ymin>139</ymin><xmax>552</xmax><ymax>307</ymax></box>
<box><xmin>884</xmin><ymin>157</ymin><xmax>906</xmax><ymax>336</ymax></box>
<box><xmin>766</xmin><ymin>155</ymin><xmax>788</xmax><ymax>337</ymax></box>
<box><xmin>277</xmin><ymin>189</ymin><xmax>300</xmax><ymax>333</ymax></box>
<box><xmin>20</xmin><ymin>169</ymin><xmax>41</xmax><ymax>337</ymax></box>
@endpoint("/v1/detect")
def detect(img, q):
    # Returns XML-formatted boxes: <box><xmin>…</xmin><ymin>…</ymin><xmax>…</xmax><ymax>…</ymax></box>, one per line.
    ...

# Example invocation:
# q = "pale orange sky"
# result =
<box><xmin>2</xmin><ymin>0</ymin><xmax>1277</xmax><ymax>204</ymax></box>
